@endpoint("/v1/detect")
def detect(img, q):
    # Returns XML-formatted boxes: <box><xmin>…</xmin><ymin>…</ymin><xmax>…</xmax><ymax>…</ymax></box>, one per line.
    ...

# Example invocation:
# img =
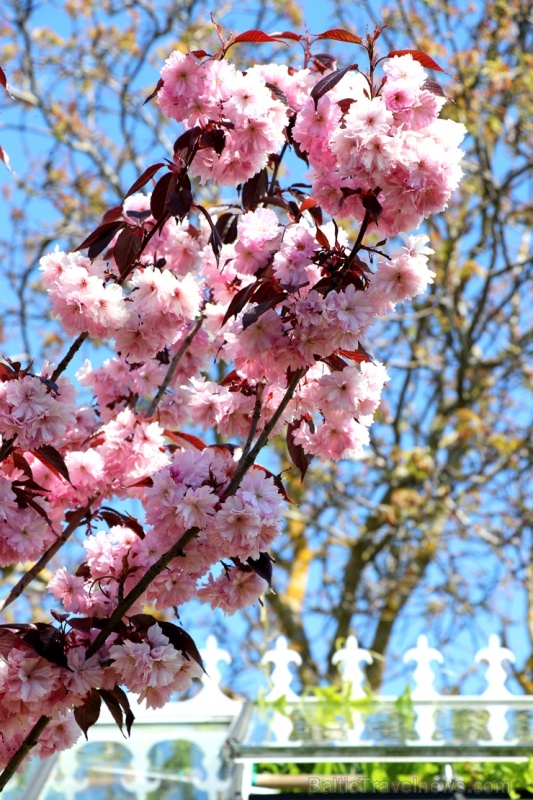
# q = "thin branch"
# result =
<box><xmin>1</xmin><ymin>501</ymin><xmax>94</xmax><ymax>611</ymax></box>
<box><xmin>50</xmin><ymin>332</ymin><xmax>88</xmax><ymax>383</ymax></box>
<box><xmin>144</xmin><ymin>315</ymin><xmax>204</xmax><ymax>418</ymax></box>
<box><xmin>0</xmin><ymin>715</ymin><xmax>51</xmax><ymax>791</ymax></box>
<box><xmin>240</xmin><ymin>384</ymin><xmax>264</xmax><ymax>461</ymax></box>
<box><xmin>224</xmin><ymin>367</ymin><xmax>307</xmax><ymax>497</ymax></box>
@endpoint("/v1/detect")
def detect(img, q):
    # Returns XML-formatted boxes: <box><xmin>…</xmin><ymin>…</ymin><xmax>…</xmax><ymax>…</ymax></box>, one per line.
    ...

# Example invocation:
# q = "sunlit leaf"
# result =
<box><xmin>315</xmin><ymin>29</ymin><xmax>363</xmax><ymax>44</ymax></box>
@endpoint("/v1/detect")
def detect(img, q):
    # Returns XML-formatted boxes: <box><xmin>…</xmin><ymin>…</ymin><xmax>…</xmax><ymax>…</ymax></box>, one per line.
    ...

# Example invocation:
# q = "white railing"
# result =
<box><xmin>257</xmin><ymin>634</ymin><xmax>533</xmax><ymax>753</ymax></box>
<box><xmin>34</xmin><ymin>633</ymin><xmax>533</xmax><ymax>800</ymax></box>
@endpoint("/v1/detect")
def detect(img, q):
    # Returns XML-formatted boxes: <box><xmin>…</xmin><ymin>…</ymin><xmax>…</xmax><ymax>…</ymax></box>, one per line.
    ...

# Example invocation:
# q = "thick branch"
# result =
<box><xmin>0</xmin><ymin>715</ymin><xmax>51</xmax><ymax>792</ymax></box>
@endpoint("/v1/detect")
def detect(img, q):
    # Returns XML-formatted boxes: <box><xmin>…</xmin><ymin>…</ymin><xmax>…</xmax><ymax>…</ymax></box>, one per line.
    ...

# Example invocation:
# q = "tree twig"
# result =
<box><xmin>144</xmin><ymin>315</ymin><xmax>204</xmax><ymax>418</ymax></box>
<box><xmin>50</xmin><ymin>332</ymin><xmax>88</xmax><ymax>383</ymax></box>
<box><xmin>225</xmin><ymin>367</ymin><xmax>307</xmax><ymax>497</ymax></box>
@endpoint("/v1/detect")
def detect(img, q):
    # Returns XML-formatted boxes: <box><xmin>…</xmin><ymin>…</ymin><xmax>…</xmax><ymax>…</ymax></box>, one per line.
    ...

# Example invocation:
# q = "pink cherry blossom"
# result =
<box><xmin>0</xmin><ymin>28</ymin><xmax>467</xmax><ymax>771</ymax></box>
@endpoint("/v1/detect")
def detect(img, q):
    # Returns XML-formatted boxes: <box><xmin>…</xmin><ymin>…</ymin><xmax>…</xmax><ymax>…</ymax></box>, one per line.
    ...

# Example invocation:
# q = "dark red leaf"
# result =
<box><xmin>272</xmin><ymin>31</ymin><xmax>303</xmax><ymax>41</ymax></box>
<box><xmin>126</xmin><ymin>209</ymin><xmax>152</xmax><ymax>221</ymax></box>
<box><xmin>308</xmin><ymin>205</ymin><xmax>323</xmax><ymax>226</ymax></box>
<box><xmin>129</xmin><ymin>613</ymin><xmax>157</xmax><ymax>632</ymax></box>
<box><xmin>105</xmin><ymin>686</ymin><xmax>134</xmax><ymax>736</ymax></box>
<box><xmin>143</xmin><ymin>77</ymin><xmax>164</xmax><ymax>106</ymax></box>
<box><xmin>102</xmin><ymin>205</ymin><xmax>125</xmax><ymax>224</ymax></box>
<box><xmin>315</xmin><ymin>227</ymin><xmax>330</xmax><ymax>248</ymax></box>
<box><xmin>222</xmin><ymin>281</ymin><xmax>259</xmax><ymax>326</ymax></box>
<box><xmin>339</xmin><ymin>187</ymin><xmax>360</xmax><ymax>207</ymax></box>
<box><xmin>166</xmin><ymin>190</ymin><xmax>193</xmax><ymax>221</ymax></box>
<box><xmin>241</xmin><ymin>280</ymin><xmax>272</xmax><ymax>305</ymax></box>
<box><xmin>149</xmin><ymin>172</ymin><xmax>176</xmax><ymax>221</ymax></box>
<box><xmin>51</xmin><ymin>609</ymin><xmax>70</xmax><ymax>623</ymax></box>
<box><xmin>0</xmin><ymin>66</ymin><xmax>7</xmax><ymax>90</ymax></box>
<box><xmin>215</xmin><ymin>213</ymin><xmax>238</xmax><ymax>245</ymax></box>
<box><xmin>180</xmin><ymin>173</ymin><xmax>192</xmax><ymax>194</ymax></box>
<box><xmin>98</xmin><ymin>506</ymin><xmax>145</xmax><ymax>539</ymax></box>
<box><xmin>242</xmin><ymin>168</ymin><xmax>269</xmax><ymax>212</ymax></box>
<box><xmin>173</xmin><ymin>127</ymin><xmax>202</xmax><ymax>158</ymax></box>
<box><xmin>312</xmin><ymin>53</ymin><xmax>337</xmax><ymax>74</ymax></box>
<box><xmin>286</xmin><ymin>419</ymin><xmax>314</xmax><ymax>481</ymax></box>
<box><xmin>130</xmin><ymin>615</ymin><xmax>205</xmax><ymax>672</ymax></box>
<box><xmin>262</xmin><ymin>194</ymin><xmax>291</xmax><ymax>212</ymax></box>
<box><xmin>75</xmin><ymin>563</ymin><xmax>91</xmax><ymax>579</ymax></box>
<box><xmin>0</xmin><ymin>363</ymin><xmax>16</xmax><ymax>381</ymax></box>
<box><xmin>219</xmin><ymin>369</ymin><xmax>242</xmax><ymax>389</ymax></box>
<box><xmin>12</xmin><ymin>451</ymin><xmax>33</xmax><ymax>480</ymax></box>
<box><xmin>199</xmin><ymin>128</ymin><xmax>226</xmax><ymax>155</ymax></box>
<box><xmin>125</xmin><ymin>163</ymin><xmax>166</xmax><ymax>200</ymax></box>
<box><xmin>279</xmin><ymin>280</ymin><xmax>309</xmax><ymax>294</ymax></box>
<box><xmin>232</xmin><ymin>29</ymin><xmax>286</xmax><ymax>44</ymax></box>
<box><xmin>13</xmin><ymin>481</ymin><xmax>48</xmax><ymax>496</ymax></box>
<box><xmin>31</xmin><ymin>445</ymin><xmax>71</xmax><ymax>483</ymax></box>
<box><xmin>339</xmin><ymin>343</ymin><xmax>374</xmax><ymax>363</ymax></box>
<box><xmin>337</xmin><ymin>98</ymin><xmax>355</xmax><ymax>115</ymax></box>
<box><xmin>12</xmin><ymin>487</ymin><xmax>52</xmax><ymax>524</ymax></box>
<box><xmin>299</xmin><ymin>198</ymin><xmax>316</xmax><ymax>213</ymax></box>
<box><xmin>362</xmin><ymin>192</ymin><xmax>383</xmax><ymax>225</ymax></box>
<box><xmin>311</xmin><ymin>65</ymin><xmax>359</xmax><ymax>109</ymax></box>
<box><xmin>315</xmin><ymin>28</ymin><xmax>363</xmax><ymax>44</ymax></box>
<box><xmin>265</xmin><ymin>82</ymin><xmax>289</xmax><ymax>106</ymax></box>
<box><xmin>0</xmin><ymin>629</ymin><xmax>25</xmax><ymax>657</ymax></box>
<box><xmin>98</xmin><ymin>689</ymin><xmax>126</xmax><ymax>736</ymax></box>
<box><xmin>22</xmin><ymin>623</ymin><xmax>68</xmax><ymax>668</ymax></box>
<box><xmin>247</xmin><ymin>552</ymin><xmax>274</xmax><ymax>587</ymax></box>
<box><xmin>387</xmin><ymin>49</ymin><xmax>450</xmax><ymax>75</ymax></box>
<box><xmin>128</xmin><ymin>476</ymin><xmax>154</xmax><ymax>488</ymax></box>
<box><xmin>36</xmin><ymin>376</ymin><xmax>59</xmax><ymax>394</ymax></box>
<box><xmin>74</xmin><ymin>689</ymin><xmax>102</xmax><ymax>739</ymax></box>
<box><xmin>164</xmin><ymin>430</ymin><xmax>206</xmax><ymax>451</ymax></box>
<box><xmin>422</xmin><ymin>78</ymin><xmax>447</xmax><ymax>98</ymax></box>
<box><xmin>320</xmin><ymin>354</ymin><xmax>348</xmax><ymax>371</ymax></box>
<box><xmin>77</xmin><ymin>221</ymin><xmax>125</xmax><ymax>255</ymax></box>
<box><xmin>157</xmin><ymin>622</ymin><xmax>205</xmax><ymax>672</ymax></box>
<box><xmin>242</xmin><ymin>293</ymin><xmax>287</xmax><ymax>328</ymax></box>
<box><xmin>0</xmin><ymin>623</ymin><xmax>33</xmax><ymax>631</ymax></box>
<box><xmin>190</xmin><ymin>49</ymin><xmax>210</xmax><ymax>59</ymax></box>
<box><xmin>194</xmin><ymin>204</ymin><xmax>222</xmax><ymax>262</ymax></box>
<box><xmin>68</xmin><ymin>615</ymin><xmax>115</xmax><ymax>632</ymax></box>
<box><xmin>67</xmin><ymin>616</ymin><xmax>95</xmax><ymax>632</ymax></box>
<box><xmin>113</xmin><ymin>226</ymin><xmax>144</xmax><ymax>275</ymax></box>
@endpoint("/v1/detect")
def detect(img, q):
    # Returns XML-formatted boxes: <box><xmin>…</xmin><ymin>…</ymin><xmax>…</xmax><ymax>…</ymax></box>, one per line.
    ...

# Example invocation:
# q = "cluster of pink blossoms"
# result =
<box><xmin>0</xmin><ymin>29</ymin><xmax>466</xmax><ymax>774</ymax></box>
<box><xmin>293</xmin><ymin>54</ymin><xmax>464</xmax><ymax>235</ymax></box>
<box><xmin>157</xmin><ymin>51</ymin><xmax>288</xmax><ymax>186</ymax></box>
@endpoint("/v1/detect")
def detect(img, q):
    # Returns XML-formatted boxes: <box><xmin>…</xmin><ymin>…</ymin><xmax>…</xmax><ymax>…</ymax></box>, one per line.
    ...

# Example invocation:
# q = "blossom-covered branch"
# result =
<box><xmin>0</xmin><ymin>22</ymin><xmax>465</xmax><ymax>783</ymax></box>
